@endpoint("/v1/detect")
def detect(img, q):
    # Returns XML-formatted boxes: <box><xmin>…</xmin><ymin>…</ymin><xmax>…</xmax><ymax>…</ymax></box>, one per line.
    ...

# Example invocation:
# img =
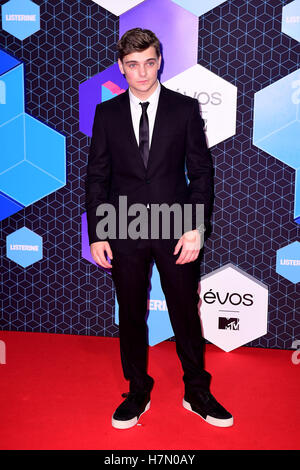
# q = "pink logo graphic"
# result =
<box><xmin>102</xmin><ymin>80</ymin><xmax>126</xmax><ymax>102</ymax></box>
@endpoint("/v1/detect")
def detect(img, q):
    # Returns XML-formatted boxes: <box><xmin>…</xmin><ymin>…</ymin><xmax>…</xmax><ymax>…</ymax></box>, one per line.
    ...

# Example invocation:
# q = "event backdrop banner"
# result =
<box><xmin>0</xmin><ymin>0</ymin><xmax>299</xmax><ymax>351</ymax></box>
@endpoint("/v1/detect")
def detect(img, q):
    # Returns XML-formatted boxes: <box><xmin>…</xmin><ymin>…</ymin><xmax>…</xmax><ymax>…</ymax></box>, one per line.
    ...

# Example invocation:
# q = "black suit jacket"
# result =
<box><xmin>85</xmin><ymin>83</ymin><xmax>214</xmax><ymax>253</ymax></box>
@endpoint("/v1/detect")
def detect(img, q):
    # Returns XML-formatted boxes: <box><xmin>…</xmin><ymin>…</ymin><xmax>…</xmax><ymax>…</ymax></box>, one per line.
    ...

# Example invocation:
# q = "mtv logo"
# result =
<box><xmin>218</xmin><ymin>317</ymin><xmax>239</xmax><ymax>331</ymax></box>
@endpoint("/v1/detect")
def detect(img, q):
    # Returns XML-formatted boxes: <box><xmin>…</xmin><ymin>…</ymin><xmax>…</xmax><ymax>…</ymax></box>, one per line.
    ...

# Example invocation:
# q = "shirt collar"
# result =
<box><xmin>129</xmin><ymin>80</ymin><xmax>161</xmax><ymax>110</ymax></box>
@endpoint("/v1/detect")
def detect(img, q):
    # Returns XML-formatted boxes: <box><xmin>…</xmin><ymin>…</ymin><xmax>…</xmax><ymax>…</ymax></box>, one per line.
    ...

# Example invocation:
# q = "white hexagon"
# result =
<box><xmin>199</xmin><ymin>263</ymin><xmax>269</xmax><ymax>352</ymax></box>
<box><xmin>163</xmin><ymin>64</ymin><xmax>237</xmax><ymax>148</ymax></box>
<box><xmin>91</xmin><ymin>0</ymin><xmax>145</xmax><ymax>16</ymax></box>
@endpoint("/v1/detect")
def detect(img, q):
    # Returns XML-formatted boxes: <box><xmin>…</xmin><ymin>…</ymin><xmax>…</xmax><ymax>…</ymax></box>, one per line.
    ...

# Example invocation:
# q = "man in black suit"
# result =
<box><xmin>85</xmin><ymin>28</ymin><xmax>233</xmax><ymax>429</ymax></box>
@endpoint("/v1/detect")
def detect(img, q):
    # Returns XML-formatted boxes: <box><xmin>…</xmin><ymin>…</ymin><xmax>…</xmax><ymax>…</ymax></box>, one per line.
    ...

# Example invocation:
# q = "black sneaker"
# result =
<box><xmin>183</xmin><ymin>390</ymin><xmax>233</xmax><ymax>427</ymax></box>
<box><xmin>112</xmin><ymin>391</ymin><xmax>151</xmax><ymax>429</ymax></box>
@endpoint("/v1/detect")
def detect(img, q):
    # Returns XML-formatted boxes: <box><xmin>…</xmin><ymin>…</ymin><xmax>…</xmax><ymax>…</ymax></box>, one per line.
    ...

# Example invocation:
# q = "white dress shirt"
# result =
<box><xmin>128</xmin><ymin>80</ymin><xmax>161</xmax><ymax>148</ymax></box>
<box><xmin>128</xmin><ymin>80</ymin><xmax>204</xmax><ymax>232</ymax></box>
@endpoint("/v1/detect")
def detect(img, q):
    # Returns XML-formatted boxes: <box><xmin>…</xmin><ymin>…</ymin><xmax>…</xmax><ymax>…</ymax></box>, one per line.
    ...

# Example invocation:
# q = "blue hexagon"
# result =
<box><xmin>276</xmin><ymin>241</ymin><xmax>300</xmax><ymax>284</ymax></box>
<box><xmin>0</xmin><ymin>57</ymin><xmax>24</xmax><ymax>125</ymax></box>
<box><xmin>115</xmin><ymin>262</ymin><xmax>174</xmax><ymax>346</ymax></box>
<box><xmin>253</xmin><ymin>68</ymin><xmax>300</xmax><ymax>223</ymax></box>
<box><xmin>253</xmin><ymin>69</ymin><xmax>300</xmax><ymax>170</ymax></box>
<box><xmin>0</xmin><ymin>192</ymin><xmax>23</xmax><ymax>220</ymax></box>
<box><xmin>0</xmin><ymin>49</ymin><xmax>66</xmax><ymax>218</ymax></box>
<box><xmin>6</xmin><ymin>227</ymin><xmax>43</xmax><ymax>268</ymax></box>
<box><xmin>171</xmin><ymin>0</ymin><xmax>227</xmax><ymax>17</ymax></box>
<box><xmin>295</xmin><ymin>168</ymin><xmax>300</xmax><ymax>224</ymax></box>
<box><xmin>0</xmin><ymin>48</ymin><xmax>20</xmax><ymax>75</ymax></box>
<box><xmin>2</xmin><ymin>0</ymin><xmax>40</xmax><ymax>41</ymax></box>
<box><xmin>282</xmin><ymin>0</ymin><xmax>300</xmax><ymax>43</ymax></box>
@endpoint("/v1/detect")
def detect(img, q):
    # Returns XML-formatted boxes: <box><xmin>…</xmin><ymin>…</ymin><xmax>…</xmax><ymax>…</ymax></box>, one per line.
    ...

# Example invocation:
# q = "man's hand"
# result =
<box><xmin>90</xmin><ymin>241</ymin><xmax>113</xmax><ymax>269</ymax></box>
<box><xmin>173</xmin><ymin>229</ymin><xmax>203</xmax><ymax>264</ymax></box>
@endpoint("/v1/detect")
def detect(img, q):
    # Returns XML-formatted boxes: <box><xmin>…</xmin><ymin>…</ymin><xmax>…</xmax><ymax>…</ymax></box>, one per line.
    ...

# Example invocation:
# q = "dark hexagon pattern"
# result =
<box><xmin>0</xmin><ymin>0</ymin><xmax>299</xmax><ymax>350</ymax></box>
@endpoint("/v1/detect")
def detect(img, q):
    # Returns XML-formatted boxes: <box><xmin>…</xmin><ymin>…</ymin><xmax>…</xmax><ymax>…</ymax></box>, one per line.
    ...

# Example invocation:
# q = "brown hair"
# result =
<box><xmin>117</xmin><ymin>28</ymin><xmax>161</xmax><ymax>61</ymax></box>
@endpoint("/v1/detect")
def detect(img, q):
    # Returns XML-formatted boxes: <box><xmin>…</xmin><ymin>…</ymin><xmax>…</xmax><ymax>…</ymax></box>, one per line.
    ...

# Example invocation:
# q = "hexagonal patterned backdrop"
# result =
<box><xmin>0</xmin><ymin>0</ymin><xmax>299</xmax><ymax>349</ymax></box>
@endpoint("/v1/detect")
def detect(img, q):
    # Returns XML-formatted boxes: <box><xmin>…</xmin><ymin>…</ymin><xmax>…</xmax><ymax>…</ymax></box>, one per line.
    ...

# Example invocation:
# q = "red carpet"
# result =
<box><xmin>0</xmin><ymin>330</ymin><xmax>299</xmax><ymax>450</ymax></box>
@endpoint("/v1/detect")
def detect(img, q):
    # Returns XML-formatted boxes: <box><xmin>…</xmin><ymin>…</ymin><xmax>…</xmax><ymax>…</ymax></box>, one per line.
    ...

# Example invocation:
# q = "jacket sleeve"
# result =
<box><xmin>185</xmin><ymin>99</ymin><xmax>214</xmax><ymax>239</ymax></box>
<box><xmin>85</xmin><ymin>104</ymin><xmax>111</xmax><ymax>245</ymax></box>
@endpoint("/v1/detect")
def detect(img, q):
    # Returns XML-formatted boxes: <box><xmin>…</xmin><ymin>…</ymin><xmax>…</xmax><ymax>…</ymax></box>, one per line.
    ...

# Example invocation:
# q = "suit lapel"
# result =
<box><xmin>147</xmin><ymin>84</ymin><xmax>169</xmax><ymax>173</ymax></box>
<box><xmin>118</xmin><ymin>89</ymin><xmax>145</xmax><ymax>173</ymax></box>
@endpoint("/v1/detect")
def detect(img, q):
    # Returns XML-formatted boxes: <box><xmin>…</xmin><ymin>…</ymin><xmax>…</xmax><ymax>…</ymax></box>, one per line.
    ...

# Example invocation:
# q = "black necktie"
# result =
<box><xmin>139</xmin><ymin>102</ymin><xmax>150</xmax><ymax>168</ymax></box>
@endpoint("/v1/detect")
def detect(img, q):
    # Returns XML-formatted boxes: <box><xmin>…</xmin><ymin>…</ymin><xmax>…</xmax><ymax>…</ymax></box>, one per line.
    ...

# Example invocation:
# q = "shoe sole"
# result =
<box><xmin>112</xmin><ymin>401</ymin><xmax>150</xmax><ymax>430</ymax></box>
<box><xmin>183</xmin><ymin>399</ymin><xmax>233</xmax><ymax>428</ymax></box>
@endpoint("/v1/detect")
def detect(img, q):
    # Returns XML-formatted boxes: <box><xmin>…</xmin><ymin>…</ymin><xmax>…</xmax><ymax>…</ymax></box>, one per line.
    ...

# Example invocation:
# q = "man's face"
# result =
<box><xmin>118</xmin><ymin>46</ymin><xmax>161</xmax><ymax>99</ymax></box>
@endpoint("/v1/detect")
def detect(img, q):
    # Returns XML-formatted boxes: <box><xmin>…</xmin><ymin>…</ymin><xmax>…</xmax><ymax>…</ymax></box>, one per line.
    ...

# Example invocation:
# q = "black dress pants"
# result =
<box><xmin>111</xmin><ymin>237</ymin><xmax>211</xmax><ymax>394</ymax></box>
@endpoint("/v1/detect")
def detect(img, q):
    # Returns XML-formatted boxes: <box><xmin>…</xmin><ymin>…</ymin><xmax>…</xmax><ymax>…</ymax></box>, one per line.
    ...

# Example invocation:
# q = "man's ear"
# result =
<box><xmin>118</xmin><ymin>58</ymin><xmax>125</xmax><ymax>76</ymax></box>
